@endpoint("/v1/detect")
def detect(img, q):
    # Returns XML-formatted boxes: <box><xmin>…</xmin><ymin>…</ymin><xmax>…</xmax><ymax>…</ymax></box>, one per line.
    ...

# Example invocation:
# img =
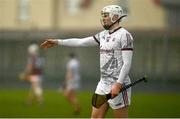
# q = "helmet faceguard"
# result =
<box><xmin>100</xmin><ymin>5</ymin><xmax>126</xmax><ymax>30</ymax></box>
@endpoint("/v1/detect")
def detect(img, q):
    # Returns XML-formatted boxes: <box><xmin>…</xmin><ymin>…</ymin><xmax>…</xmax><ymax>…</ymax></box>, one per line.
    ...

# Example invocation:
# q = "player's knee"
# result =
<box><xmin>34</xmin><ymin>87</ymin><xmax>42</xmax><ymax>96</ymax></box>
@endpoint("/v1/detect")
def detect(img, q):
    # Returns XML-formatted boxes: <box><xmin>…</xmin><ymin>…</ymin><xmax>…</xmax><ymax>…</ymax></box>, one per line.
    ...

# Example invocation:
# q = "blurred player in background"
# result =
<box><xmin>63</xmin><ymin>52</ymin><xmax>81</xmax><ymax>114</ymax></box>
<box><xmin>40</xmin><ymin>5</ymin><xmax>133</xmax><ymax>118</ymax></box>
<box><xmin>23</xmin><ymin>43</ymin><xmax>44</xmax><ymax>106</ymax></box>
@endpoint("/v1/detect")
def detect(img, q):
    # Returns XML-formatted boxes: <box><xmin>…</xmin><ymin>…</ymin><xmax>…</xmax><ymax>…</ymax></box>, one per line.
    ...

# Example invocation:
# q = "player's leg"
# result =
<box><xmin>35</xmin><ymin>87</ymin><xmax>43</xmax><ymax>105</ymax></box>
<box><xmin>91</xmin><ymin>102</ymin><xmax>109</xmax><ymax>118</ymax></box>
<box><xmin>91</xmin><ymin>80</ymin><xmax>110</xmax><ymax>118</ymax></box>
<box><xmin>35</xmin><ymin>83</ymin><xmax>43</xmax><ymax>104</ymax></box>
<box><xmin>27</xmin><ymin>76</ymin><xmax>35</xmax><ymax>105</ymax></box>
<box><xmin>113</xmin><ymin>106</ymin><xmax>128</xmax><ymax>118</ymax></box>
<box><xmin>64</xmin><ymin>89</ymin><xmax>81</xmax><ymax>114</ymax></box>
<box><xmin>31</xmin><ymin>75</ymin><xmax>43</xmax><ymax>105</ymax></box>
<box><xmin>63</xmin><ymin>85</ymin><xmax>68</xmax><ymax>96</ymax></box>
<box><xmin>27</xmin><ymin>86</ymin><xmax>34</xmax><ymax>105</ymax></box>
<box><xmin>64</xmin><ymin>79</ymin><xmax>81</xmax><ymax>113</ymax></box>
<box><xmin>69</xmin><ymin>90</ymin><xmax>81</xmax><ymax>113</ymax></box>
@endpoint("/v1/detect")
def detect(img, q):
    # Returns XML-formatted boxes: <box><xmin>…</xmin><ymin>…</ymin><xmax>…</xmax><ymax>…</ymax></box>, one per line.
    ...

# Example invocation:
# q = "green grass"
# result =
<box><xmin>129</xmin><ymin>93</ymin><xmax>180</xmax><ymax>118</ymax></box>
<box><xmin>0</xmin><ymin>89</ymin><xmax>180</xmax><ymax>118</ymax></box>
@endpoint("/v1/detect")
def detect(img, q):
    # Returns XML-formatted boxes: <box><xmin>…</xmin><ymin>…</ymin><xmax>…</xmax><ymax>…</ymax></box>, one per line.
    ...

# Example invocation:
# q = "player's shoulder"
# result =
<box><xmin>119</xmin><ymin>28</ymin><xmax>133</xmax><ymax>40</ymax></box>
<box><xmin>120</xmin><ymin>27</ymin><xmax>131</xmax><ymax>34</ymax></box>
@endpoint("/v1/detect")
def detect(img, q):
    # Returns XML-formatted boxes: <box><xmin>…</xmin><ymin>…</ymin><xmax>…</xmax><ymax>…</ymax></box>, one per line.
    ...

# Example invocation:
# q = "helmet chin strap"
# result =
<box><xmin>102</xmin><ymin>15</ymin><xmax>127</xmax><ymax>30</ymax></box>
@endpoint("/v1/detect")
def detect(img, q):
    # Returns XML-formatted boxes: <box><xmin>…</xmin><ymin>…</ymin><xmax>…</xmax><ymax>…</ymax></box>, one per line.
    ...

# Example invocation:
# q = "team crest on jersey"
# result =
<box><xmin>105</xmin><ymin>36</ymin><xmax>116</xmax><ymax>42</ymax></box>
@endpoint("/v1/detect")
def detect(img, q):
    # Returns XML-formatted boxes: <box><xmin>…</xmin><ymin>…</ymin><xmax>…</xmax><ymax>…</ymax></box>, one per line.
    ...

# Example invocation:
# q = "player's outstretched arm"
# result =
<box><xmin>40</xmin><ymin>39</ymin><xmax>58</xmax><ymax>49</ymax></box>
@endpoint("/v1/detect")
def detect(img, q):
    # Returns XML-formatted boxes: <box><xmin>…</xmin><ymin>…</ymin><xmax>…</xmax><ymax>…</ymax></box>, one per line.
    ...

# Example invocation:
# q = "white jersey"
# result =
<box><xmin>93</xmin><ymin>27</ymin><xmax>133</xmax><ymax>84</ymax></box>
<box><xmin>58</xmin><ymin>26</ymin><xmax>133</xmax><ymax>109</ymax></box>
<box><xmin>58</xmin><ymin>27</ymin><xmax>133</xmax><ymax>84</ymax></box>
<box><xmin>67</xmin><ymin>58</ymin><xmax>80</xmax><ymax>81</ymax></box>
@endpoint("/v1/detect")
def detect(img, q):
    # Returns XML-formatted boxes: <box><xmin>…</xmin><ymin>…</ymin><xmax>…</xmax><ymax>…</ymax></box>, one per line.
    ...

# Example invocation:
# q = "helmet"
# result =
<box><xmin>101</xmin><ymin>5</ymin><xmax>125</xmax><ymax>23</ymax></box>
<box><xmin>28</xmin><ymin>44</ymin><xmax>39</xmax><ymax>55</ymax></box>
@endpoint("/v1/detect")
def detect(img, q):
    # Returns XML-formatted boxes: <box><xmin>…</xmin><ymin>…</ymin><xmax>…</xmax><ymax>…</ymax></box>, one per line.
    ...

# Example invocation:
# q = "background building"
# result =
<box><xmin>0</xmin><ymin>0</ymin><xmax>166</xmax><ymax>30</ymax></box>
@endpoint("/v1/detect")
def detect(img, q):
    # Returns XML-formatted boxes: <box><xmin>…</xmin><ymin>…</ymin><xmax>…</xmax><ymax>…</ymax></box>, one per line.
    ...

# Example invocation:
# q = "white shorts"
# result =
<box><xmin>66</xmin><ymin>79</ymin><xmax>80</xmax><ymax>91</ymax></box>
<box><xmin>95</xmin><ymin>80</ymin><xmax>131</xmax><ymax>109</ymax></box>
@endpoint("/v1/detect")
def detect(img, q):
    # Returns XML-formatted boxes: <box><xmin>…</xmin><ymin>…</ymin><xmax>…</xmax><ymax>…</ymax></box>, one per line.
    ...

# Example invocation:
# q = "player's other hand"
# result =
<box><xmin>111</xmin><ymin>83</ymin><xmax>122</xmax><ymax>98</ymax></box>
<box><xmin>40</xmin><ymin>39</ymin><xmax>58</xmax><ymax>49</ymax></box>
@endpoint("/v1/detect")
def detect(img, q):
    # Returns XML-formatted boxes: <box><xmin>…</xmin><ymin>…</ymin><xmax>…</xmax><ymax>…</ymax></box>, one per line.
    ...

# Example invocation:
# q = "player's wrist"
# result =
<box><xmin>53</xmin><ymin>40</ymin><xmax>59</xmax><ymax>46</ymax></box>
<box><xmin>57</xmin><ymin>39</ymin><xmax>62</xmax><ymax>45</ymax></box>
<box><xmin>116</xmin><ymin>79</ymin><xmax>123</xmax><ymax>84</ymax></box>
<box><xmin>116</xmin><ymin>82</ymin><xmax>122</xmax><ymax>90</ymax></box>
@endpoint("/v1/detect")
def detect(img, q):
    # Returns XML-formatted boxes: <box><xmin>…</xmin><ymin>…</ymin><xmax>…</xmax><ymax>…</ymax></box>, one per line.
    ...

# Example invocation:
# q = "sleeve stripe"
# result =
<box><xmin>121</xmin><ymin>48</ymin><xmax>133</xmax><ymax>51</ymax></box>
<box><xmin>93</xmin><ymin>36</ymin><xmax>100</xmax><ymax>45</ymax></box>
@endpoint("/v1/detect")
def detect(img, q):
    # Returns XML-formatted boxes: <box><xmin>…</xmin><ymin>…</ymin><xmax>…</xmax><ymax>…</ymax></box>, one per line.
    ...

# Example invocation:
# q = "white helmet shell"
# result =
<box><xmin>101</xmin><ymin>5</ymin><xmax>124</xmax><ymax>22</ymax></box>
<box><xmin>28</xmin><ymin>44</ymin><xmax>39</xmax><ymax>55</ymax></box>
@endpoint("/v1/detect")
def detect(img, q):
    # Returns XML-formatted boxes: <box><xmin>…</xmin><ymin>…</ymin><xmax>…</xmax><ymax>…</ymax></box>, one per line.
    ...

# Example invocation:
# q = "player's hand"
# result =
<box><xmin>111</xmin><ymin>82</ymin><xmax>122</xmax><ymax>98</ymax></box>
<box><xmin>40</xmin><ymin>39</ymin><xmax>58</xmax><ymax>49</ymax></box>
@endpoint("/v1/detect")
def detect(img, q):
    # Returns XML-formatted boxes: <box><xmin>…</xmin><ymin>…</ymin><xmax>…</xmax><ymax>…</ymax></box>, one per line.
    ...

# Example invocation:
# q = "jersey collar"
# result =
<box><xmin>109</xmin><ymin>27</ymin><xmax>122</xmax><ymax>35</ymax></box>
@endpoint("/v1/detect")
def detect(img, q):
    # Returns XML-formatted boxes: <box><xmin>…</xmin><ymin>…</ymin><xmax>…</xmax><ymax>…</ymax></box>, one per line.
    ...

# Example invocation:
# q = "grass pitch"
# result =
<box><xmin>0</xmin><ymin>89</ymin><xmax>180</xmax><ymax>118</ymax></box>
